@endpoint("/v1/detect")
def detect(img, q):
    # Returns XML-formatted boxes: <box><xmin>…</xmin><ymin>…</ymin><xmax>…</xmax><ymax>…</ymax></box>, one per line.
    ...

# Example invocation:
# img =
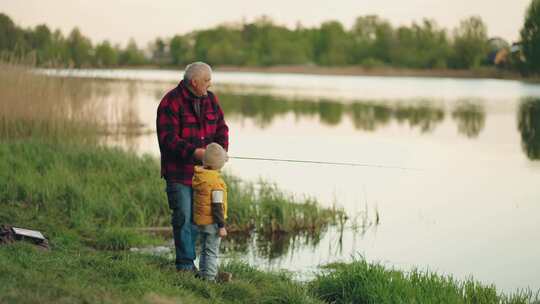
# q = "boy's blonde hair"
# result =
<box><xmin>203</xmin><ymin>143</ymin><xmax>228</xmax><ymax>170</ymax></box>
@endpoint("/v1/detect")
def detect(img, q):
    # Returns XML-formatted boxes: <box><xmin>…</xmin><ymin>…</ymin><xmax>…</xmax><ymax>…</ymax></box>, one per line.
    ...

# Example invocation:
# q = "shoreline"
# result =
<box><xmin>214</xmin><ymin>65</ymin><xmax>539</xmax><ymax>82</ymax></box>
<box><xmin>31</xmin><ymin>63</ymin><xmax>540</xmax><ymax>83</ymax></box>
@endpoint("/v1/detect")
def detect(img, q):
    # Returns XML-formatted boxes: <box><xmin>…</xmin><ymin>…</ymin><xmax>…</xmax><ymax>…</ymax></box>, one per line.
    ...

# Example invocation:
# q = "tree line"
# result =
<box><xmin>1</xmin><ymin>0</ymin><xmax>539</xmax><ymax>74</ymax></box>
<box><xmin>0</xmin><ymin>13</ymin><xmax>145</xmax><ymax>67</ymax></box>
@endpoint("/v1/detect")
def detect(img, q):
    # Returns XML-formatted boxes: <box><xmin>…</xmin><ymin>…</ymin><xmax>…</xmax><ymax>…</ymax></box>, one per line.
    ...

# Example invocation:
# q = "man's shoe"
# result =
<box><xmin>177</xmin><ymin>266</ymin><xmax>198</xmax><ymax>275</ymax></box>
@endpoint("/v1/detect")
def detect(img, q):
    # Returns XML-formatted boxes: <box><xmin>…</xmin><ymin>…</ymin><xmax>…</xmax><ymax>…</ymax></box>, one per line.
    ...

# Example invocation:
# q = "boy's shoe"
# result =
<box><xmin>217</xmin><ymin>271</ymin><xmax>233</xmax><ymax>283</ymax></box>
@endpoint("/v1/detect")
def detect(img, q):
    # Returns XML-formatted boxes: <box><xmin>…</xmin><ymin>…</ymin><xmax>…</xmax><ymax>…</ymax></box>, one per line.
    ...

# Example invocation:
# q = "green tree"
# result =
<box><xmin>240</xmin><ymin>19</ymin><xmax>311</xmax><ymax>66</ymax></box>
<box><xmin>0</xmin><ymin>13</ymin><xmax>19</xmax><ymax>52</ymax></box>
<box><xmin>119</xmin><ymin>39</ymin><xmax>146</xmax><ymax>66</ymax></box>
<box><xmin>521</xmin><ymin>0</ymin><xmax>540</xmax><ymax>74</ymax></box>
<box><xmin>451</xmin><ymin>16</ymin><xmax>489</xmax><ymax>69</ymax></box>
<box><xmin>203</xmin><ymin>26</ymin><xmax>245</xmax><ymax>65</ymax></box>
<box><xmin>28</xmin><ymin>24</ymin><xmax>55</xmax><ymax>65</ymax></box>
<box><xmin>67</xmin><ymin>28</ymin><xmax>93</xmax><ymax>67</ymax></box>
<box><xmin>49</xmin><ymin>29</ymin><xmax>70</xmax><ymax>66</ymax></box>
<box><xmin>169</xmin><ymin>35</ymin><xmax>192</xmax><ymax>66</ymax></box>
<box><xmin>350</xmin><ymin>16</ymin><xmax>394</xmax><ymax>65</ymax></box>
<box><xmin>391</xmin><ymin>19</ymin><xmax>449</xmax><ymax>68</ymax></box>
<box><xmin>94</xmin><ymin>40</ymin><xmax>118</xmax><ymax>67</ymax></box>
<box><xmin>151</xmin><ymin>37</ymin><xmax>169</xmax><ymax>65</ymax></box>
<box><xmin>193</xmin><ymin>29</ymin><xmax>216</xmax><ymax>64</ymax></box>
<box><xmin>391</xmin><ymin>26</ymin><xmax>417</xmax><ymax>67</ymax></box>
<box><xmin>314</xmin><ymin>21</ymin><xmax>351</xmax><ymax>65</ymax></box>
<box><xmin>0</xmin><ymin>13</ymin><xmax>29</xmax><ymax>59</ymax></box>
<box><xmin>262</xmin><ymin>25</ymin><xmax>308</xmax><ymax>65</ymax></box>
<box><xmin>241</xmin><ymin>16</ymin><xmax>275</xmax><ymax>65</ymax></box>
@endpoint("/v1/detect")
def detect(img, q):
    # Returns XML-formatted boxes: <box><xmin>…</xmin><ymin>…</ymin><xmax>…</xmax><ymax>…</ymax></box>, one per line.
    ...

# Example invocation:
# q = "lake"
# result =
<box><xmin>45</xmin><ymin>68</ymin><xmax>540</xmax><ymax>293</ymax></box>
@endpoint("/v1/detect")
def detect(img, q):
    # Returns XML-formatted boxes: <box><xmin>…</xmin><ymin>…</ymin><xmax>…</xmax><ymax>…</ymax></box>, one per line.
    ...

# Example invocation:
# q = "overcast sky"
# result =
<box><xmin>1</xmin><ymin>0</ymin><xmax>532</xmax><ymax>47</ymax></box>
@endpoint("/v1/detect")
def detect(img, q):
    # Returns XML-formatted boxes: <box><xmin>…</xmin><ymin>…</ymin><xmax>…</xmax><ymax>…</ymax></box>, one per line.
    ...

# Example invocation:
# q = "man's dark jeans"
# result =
<box><xmin>166</xmin><ymin>182</ymin><xmax>198</xmax><ymax>270</ymax></box>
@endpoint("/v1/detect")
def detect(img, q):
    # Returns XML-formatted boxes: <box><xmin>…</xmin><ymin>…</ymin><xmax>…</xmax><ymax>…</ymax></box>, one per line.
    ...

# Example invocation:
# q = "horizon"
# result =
<box><xmin>0</xmin><ymin>0</ymin><xmax>532</xmax><ymax>48</ymax></box>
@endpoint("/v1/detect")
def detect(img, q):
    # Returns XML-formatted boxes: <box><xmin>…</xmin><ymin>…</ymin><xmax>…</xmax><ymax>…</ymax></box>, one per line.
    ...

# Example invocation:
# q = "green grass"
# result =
<box><xmin>226</xmin><ymin>174</ymin><xmax>345</xmax><ymax>234</ymax></box>
<box><xmin>0</xmin><ymin>139</ymin><xmax>343</xmax><ymax>240</ymax></box>
<box><xmin>1</xmin><ymin>140</ymin><xmax>538</xmax><ymax>303</ymax></box>
<box><xmin>310</xmin><ymin>259</ymin><xmax>539</xmax><ymax>304</ymax></box>
<box><xmin>0</xmin><ymin>140</ymin><xmax>168</xmax><ymax>237</ymax></box>
<box><xmin>0</xmin><ymin>242</ymin><xmax>323</xmax><ymax>304</ymax></box>
<box><xmin>2</xmin><ymin>241</ymin><xmax>538</xmax><ymax>304</ymax></box>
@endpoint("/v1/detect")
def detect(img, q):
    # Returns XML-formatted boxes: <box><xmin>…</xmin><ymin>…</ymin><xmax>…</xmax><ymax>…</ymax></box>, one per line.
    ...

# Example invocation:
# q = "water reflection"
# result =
<box><xmin>123</xmin><ymin>84</ymin><xmax>480</xmax><ymax>137</ymax></box>
<box><xmin>319</xmin><ymin>101</ymin><xmax>344</xmax><ymax>126</ymax></box>
<box><xmin>219</xmin><ymin>208</ymin><xmax>379</xmax><ymax>262</ymax></box>
<box><xmin>350</xmin><ymin>102</ymin><xmax>392</xmax><ymax>131</ymax></box>
<box><xmin>395</xmin><ymin>102</ymin><xmax>446</xmax><ymax>133</ymax></box>
<box><xmin>63</xmin><ymin>78</ymin><xmax>540</xmax><ymax>163</ymax></box>
<box><xmin>451</xmin><ymin>100</ymin><xmax>486</xmax><ymax>138</ymax></box>
<box><xmin>518</xmin><ymin>98</ymin><xmax>540</xmax><ymax>160</ymax></box>
<box><xmin>219</xmin><ymin>93</ymin><xmax>447</xmax><ymax>133</ymax></box>
<box><xmin>222</xmin><ymin>230</ymin><xmax>326</xmax><ymax>260</ymax></box>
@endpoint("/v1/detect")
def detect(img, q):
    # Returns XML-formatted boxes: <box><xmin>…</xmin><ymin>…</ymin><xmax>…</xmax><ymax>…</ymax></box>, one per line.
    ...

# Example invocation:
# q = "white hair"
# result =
<box><xmin>183</xmin><ymin>62</ymin><xmax>212</xmax><ymax>82</ymax></box>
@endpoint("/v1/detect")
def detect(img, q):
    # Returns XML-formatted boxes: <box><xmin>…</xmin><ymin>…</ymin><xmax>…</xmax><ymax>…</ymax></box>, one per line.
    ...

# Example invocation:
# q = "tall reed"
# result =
<box><xmin>0</xmin><ymin>62</ymin><xmax>105</xmax><ymax>142</ymax></box>
<box><xmin>225</xmin><ymin>174</ymin><xmax>346</xmax><ymax>234</ymax></box>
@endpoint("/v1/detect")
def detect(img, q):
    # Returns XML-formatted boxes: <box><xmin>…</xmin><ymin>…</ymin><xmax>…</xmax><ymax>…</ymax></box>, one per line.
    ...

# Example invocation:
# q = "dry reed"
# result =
<box><xmin>0</xmin><ymin>62</ymin><xmax>147</xmax><ymax>143</ymax></box>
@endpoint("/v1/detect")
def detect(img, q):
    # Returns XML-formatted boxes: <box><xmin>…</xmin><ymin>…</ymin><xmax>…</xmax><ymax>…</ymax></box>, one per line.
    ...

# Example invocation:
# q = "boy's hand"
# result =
<box><xmin>218</xmin><ymin>227</ymin><xmax>227</xmax><ymax>238</ymax></box>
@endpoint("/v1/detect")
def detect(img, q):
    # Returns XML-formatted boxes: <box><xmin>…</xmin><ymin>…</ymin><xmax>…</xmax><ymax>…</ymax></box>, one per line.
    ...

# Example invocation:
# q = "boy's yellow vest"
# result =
<box><xmin>192</xmin><ymin>166</ymin><xmax>228</xmax><ymax>225</ymax></box>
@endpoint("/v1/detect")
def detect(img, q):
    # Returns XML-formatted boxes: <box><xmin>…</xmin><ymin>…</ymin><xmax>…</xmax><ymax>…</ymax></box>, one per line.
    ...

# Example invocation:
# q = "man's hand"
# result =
<box><xmin>194</xmin><ymin>148</ymin><xmax>205</xmax><ymax>161</ymax></box>
<box><xmin>218</xmin><ymin>227</ymin><xmax>227</xmax><ymax>238</ymax></box>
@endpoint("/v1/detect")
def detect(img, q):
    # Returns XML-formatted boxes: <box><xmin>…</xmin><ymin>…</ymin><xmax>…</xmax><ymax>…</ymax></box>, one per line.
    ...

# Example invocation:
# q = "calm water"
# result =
<box><xmin>48</xmin><ymin>69</ymin><xmax>540</xmax><ymax>292</ymax></box>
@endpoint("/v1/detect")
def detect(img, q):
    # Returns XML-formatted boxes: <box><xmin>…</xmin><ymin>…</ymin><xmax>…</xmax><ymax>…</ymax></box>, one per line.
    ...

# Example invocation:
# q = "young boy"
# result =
<box><xmin>192</xmin><ymin>143</ymin><xmax>230</xmax><ymax>282</ymax></box>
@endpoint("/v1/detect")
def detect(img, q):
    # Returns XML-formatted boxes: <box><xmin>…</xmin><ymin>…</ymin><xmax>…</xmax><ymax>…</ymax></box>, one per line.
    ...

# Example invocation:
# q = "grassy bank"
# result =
<box><xmin>0</xmin><ymin>242</ymin><xmax>322</xmax><ymax>304</ymax></box>
<box><xmin>1</xmin><ymin>140</ymin><xmax>538</xmax><ymax>303</ymax></box>
<box><xmin>310</xmin><ymin>260</ymin><xmax>538</xmax><ymax>304</ymax></box>
<box><xmin>0</xmin><ymin>140</ymin><xmax>343</xmax><ymax>240</ymax></box>
<box><xmin>1</xmin><ymin>242</ymin><xmax>537</xmax><ymax>304</ymax></box>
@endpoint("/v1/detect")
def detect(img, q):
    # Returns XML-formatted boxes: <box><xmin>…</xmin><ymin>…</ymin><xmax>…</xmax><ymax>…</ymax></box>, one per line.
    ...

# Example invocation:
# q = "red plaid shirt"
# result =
<box><xmin>156</xmin><ymin>80</ymin><xmax>229</xmax><ymax>185</ymax></box>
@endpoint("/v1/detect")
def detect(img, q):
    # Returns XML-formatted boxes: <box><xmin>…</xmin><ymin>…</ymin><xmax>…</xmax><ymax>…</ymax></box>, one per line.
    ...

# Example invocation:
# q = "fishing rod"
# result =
<box><xmin>229</xmin><ymin>156</ymin><xmax>423</xmax><ymax>171</ymax></box>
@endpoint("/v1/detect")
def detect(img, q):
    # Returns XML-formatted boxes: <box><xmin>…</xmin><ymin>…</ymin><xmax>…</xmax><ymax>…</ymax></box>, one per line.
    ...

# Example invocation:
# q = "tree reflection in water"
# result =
<box><xmin>219</xmin><ymin>93</ymin><xmax>447</xmax><ymax>133</ymax></box>
<box><xmin>394</xmin><ymin>102</ymin><xmax>445</xmax><ymax>132</ymax></box>
<box><xmin>451</xmin><ymin>99</ymin><xmax>485</xmax><ymax>138</ymax></box>
<box><xmin>318</xmin><ymin>100</ymin><xmax>344</xmax><ymax>126</ymax></box>
<box><xmin>518</xmin><ymin>97</ymin><xmax>540</xmax><ymax>160</ymax></box>
<box><xmin>350</xmin><ymin>102</ymin><xmax>392</xmax><ymax>131</ymax></box>
<box><xmin>220</xmin><ymin>208</ymin><xmax>380</xmax><ymax>262</ymax></box>
<box><xmin>221</xmin><ymin>229</ymin><xmax>326</xmax><ymax>260</ymax></box>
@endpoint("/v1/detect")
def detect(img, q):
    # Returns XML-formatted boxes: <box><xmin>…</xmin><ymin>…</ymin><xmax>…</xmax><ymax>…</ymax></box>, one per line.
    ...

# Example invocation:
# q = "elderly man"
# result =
<box><xmin>156</xmin><ymin>62</ymin><xmax>229</xmax><ymax>272</ymax></box>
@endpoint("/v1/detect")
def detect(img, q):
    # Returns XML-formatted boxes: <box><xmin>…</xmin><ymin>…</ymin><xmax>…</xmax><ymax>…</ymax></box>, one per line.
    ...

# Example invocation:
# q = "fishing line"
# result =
<box><xmin>229</xmin><ymin>156</ymin><xmax>423</xmax><ymax>171</ymax></box>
